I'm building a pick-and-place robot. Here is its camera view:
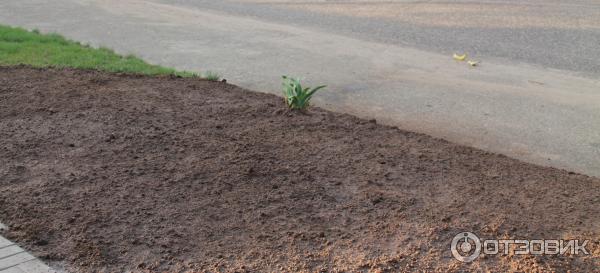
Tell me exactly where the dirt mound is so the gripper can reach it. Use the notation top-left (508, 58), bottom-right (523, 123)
top-left (0, 66), bottom-right (598, 272)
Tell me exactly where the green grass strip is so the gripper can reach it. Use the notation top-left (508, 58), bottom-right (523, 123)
top-left (0, 25), bottom-right (197, 77)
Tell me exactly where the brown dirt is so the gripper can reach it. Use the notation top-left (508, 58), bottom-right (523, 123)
top-left (0, 66), bottom-right (598, 273)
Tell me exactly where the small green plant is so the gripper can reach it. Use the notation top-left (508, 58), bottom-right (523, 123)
top-left (281, 76), bottom-right (326, 110)
top-left (203, 71), bottom-right (221, 81)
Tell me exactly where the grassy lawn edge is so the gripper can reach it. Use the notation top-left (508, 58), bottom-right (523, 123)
top-left (0, 25), bottom-right (199, 77)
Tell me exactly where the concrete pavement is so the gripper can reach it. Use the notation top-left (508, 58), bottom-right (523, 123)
top-left (0, 223), bottom-right (56, 273)
top-left (0, 0), bottom-right (599, 177)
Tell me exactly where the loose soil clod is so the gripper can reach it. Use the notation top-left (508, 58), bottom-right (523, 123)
top-left (0, 66), bottom-right (598, 272)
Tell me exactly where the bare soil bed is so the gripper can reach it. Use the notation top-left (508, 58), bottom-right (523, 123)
top-left (0, 66), bottom-right (598, 273)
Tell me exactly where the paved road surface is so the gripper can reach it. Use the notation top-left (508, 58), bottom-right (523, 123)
top-left (0, 0), bottom-right (599, 176)
top-left (165, 0), bottom-right (600, 76)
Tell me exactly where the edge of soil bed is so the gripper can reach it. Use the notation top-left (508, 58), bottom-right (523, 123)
top-left (0, 64), bottom-right (594, 179)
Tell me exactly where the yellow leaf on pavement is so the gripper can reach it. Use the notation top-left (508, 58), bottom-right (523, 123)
top-left (468, 60), bottom-right (480, 66)
top-left (453, 53), bottom-right (467, 61)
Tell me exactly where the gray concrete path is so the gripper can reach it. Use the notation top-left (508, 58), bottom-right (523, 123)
top-left (0, 0), bottom-right (599, 177)
top-left (0, 224), bottom-right (55, 273)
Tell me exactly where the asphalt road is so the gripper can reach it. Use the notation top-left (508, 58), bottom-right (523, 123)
top-left (163, 0), bottom-right (600, 77)
top-left (0, 0), bottom-right (599, 177)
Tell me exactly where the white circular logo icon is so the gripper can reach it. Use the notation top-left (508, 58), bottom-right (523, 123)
top-left (451, 232), bottom-right (481, 262)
